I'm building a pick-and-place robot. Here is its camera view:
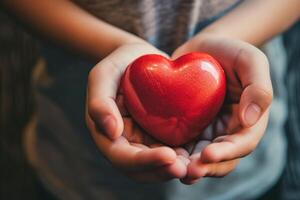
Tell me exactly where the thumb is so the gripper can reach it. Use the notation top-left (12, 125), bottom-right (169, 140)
top-left (236, 46), bottom-right (274, 128)
top-left (87, 61), bottom-right (124, 140)
top-left (239, 84), bottom-right (273, 127)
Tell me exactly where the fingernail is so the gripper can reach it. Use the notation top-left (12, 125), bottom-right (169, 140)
top-left (102, 115), bottom-right (116, 139)
top-left (244, 103), bottom-right (261, 126)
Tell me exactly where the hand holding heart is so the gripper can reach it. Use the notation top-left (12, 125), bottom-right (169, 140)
top-left (171, 35), bottom-right (273, 184)
top-left (86, 43), bottom-right (189, 182)
top-left (86, 36), bottom-right (273, 183)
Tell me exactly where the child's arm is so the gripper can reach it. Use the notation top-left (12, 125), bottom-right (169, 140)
top-left (2, 0), bottom-right (144, 59)
top-left (173, 0), bottom-right (300, 184)
top-left (179, 0), bottom-right (300, 48)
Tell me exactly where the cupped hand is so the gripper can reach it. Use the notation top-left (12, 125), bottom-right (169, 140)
top-left (86, 42), bottom-right (189, 182)
top-left (172, 35), bottom-right (273, 184)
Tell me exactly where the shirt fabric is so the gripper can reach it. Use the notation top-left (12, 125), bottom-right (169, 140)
top-left (28, 0), bottom-right (287, 199)
top-left (281, 21), bottom-right (300, 200)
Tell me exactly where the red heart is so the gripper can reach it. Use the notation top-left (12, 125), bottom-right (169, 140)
top-left (121, 52), bottom-right (226, 146)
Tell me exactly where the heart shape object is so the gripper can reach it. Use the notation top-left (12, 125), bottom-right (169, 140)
top-left (121, 52), bottom-right (226, 146)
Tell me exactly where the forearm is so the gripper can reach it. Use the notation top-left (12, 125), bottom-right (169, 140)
top-left (196, 0), bottom-right (300, 46)
top-left (2, 0), bottom-right (145, 59)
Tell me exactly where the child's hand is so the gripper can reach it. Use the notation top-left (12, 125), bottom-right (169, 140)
top-left (172, 35), bottom-right (273, 184)
top-left (86, 42), bottom-right (188, 182)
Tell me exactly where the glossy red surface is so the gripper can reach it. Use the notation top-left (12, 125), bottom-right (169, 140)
top-left (122, 52), bottom-right (226, 146)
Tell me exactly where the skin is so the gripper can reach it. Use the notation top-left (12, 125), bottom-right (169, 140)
top-left (173, 37), bottom-right (272, 184)
top-left (3, 0), bottom-right (300, 183)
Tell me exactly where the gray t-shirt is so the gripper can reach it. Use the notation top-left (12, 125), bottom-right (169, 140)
top-left (29, 1), bottom-right (287, 199)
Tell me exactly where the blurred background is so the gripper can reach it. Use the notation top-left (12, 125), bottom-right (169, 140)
top-left (1, 4), bottom-right (300, 200)
top-left (0, 7), bottom-right (53, 200)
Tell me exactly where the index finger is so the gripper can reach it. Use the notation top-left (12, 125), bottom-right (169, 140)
top-left (86, 112), bottom-right (177, 171)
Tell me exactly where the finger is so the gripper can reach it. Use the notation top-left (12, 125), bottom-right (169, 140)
top-left (87, 43), bottom-right (167, 139)
top-left (203, 159), bottom-right (239, 178)
top-left (132, 147), bottom-right (178, 171)
top-left (87, 54), bottom-right (126, 139)
top-left (180, 150), bottom-right (205, 185)
top-left (156, 156), bottom-right (188, 179)
top-left (180, 141), bottom-right (211, 185)
top-left (129, 156), bottom-right (188, 182)
top-left (233, 47), bottom-right (273, 127)
top-left (200, 110), bottom-right (269, 163)
top-left (86, 113), bottom-right (177, 171)
top-left (182, 158), bottom-right (239, 183)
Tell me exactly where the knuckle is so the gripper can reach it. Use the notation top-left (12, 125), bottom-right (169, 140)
top-left (245, 84), bottom-right (273, 108)
top-left (262, 88), bottom-right (273, 104)
top-left (256, 85), bottom-right (273, 100)
top-left (249, 81), bottom-right (273, 99)
top-left (256, 86), bottom-right (273, 107)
